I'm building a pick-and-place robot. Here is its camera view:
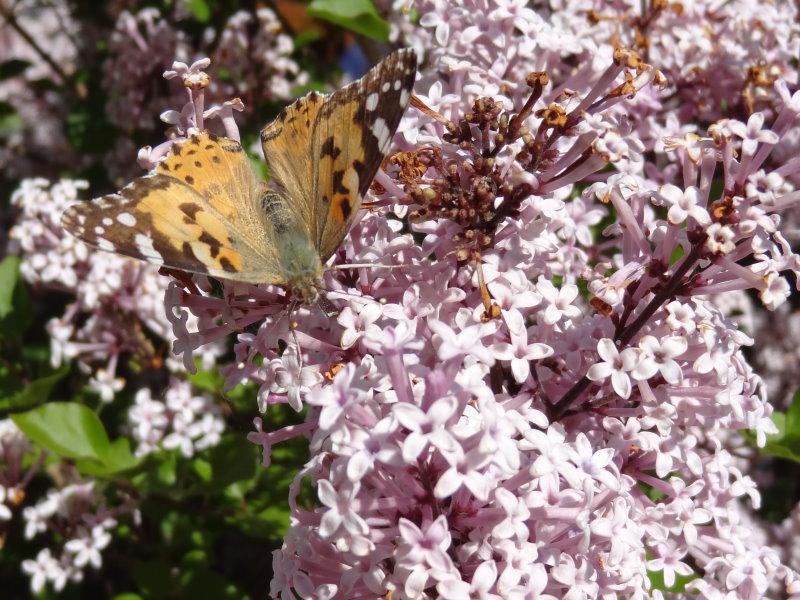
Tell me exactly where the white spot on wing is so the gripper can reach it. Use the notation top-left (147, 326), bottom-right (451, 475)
top-left (400, 89), bottom-right (410, 107)
top-left (134, 233), bottom-right (163, 264)
top-left (371, 118), bottom-right (391, 152)
top-left (117, 212), bottom-right (137, 227)
top-left (94, 226), bottom-right (105, 235)
top-left (102, 217), bottom-right (113, 226)
top-left (382, 81), bottom-right (390, 92)
top-left (365, 92), bottom-right (379, 111)
top-left (393, 79), bottom-right (401, 90)
top-left (97, 238), bottom-right (115, 252)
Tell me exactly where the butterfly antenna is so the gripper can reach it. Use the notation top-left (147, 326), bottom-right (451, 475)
top-left (328, 262), bottom-right (407, 271)
top-left (286, 299), bottom-right (305, 374)
top-left (314, 283), bottom-right (383, 306)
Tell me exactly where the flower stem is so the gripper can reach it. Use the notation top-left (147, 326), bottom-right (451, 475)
top-left (0, 1), bottom-right (72, 86)
top-left (548, 244), bottom-right (703, 421)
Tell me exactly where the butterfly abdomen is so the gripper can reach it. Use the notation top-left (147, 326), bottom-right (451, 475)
top-left (257, 188), bottom-right (323, 283)
top-left (278, 229), bottom-right (323, 285)
top-left (260, 190), bottom-right (294, 235)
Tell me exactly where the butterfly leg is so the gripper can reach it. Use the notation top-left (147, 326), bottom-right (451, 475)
top-left (286, 299), bottom-right (305, 375)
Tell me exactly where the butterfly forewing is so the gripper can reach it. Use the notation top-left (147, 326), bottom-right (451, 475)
top-left (61, 132), bottom-right (287, 284)
top-left (311, 48), bottom-right (417, 261)
top-left (259, 91), bottom-right (326, 239)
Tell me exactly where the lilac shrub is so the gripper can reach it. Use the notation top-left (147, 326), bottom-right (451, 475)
top-left (5, 0), bottom-right (800, 597)
top-left (7, 176), bottom-right (225, 590)
top-left (145, 3), bottom-right (800, 599)
top-left (207, 7), bottom-right (308, 106)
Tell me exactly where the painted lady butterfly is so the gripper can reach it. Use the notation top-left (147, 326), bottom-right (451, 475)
top-left (62, 49), bottom-right (417, 303)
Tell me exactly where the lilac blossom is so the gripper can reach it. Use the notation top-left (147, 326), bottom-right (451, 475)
top-left (142, 6), bottom-right (800, 593)
top-left (7, 0), bottom-right (800, 597)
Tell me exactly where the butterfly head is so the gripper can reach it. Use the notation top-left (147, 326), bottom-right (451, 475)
top-left (288, 277), bottom-right (324, 305)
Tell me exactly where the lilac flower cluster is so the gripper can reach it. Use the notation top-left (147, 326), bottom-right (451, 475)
top-left (206, 7), bottom-right (308, 106)
top-left (103, 8), bottom-right (189, 132)
top-left (158, 3), bottom-right (800, 597)
top-left (9, 178), bottom-right (184, 399)
top-left (20, 482), bottom-right (119, 594)
top-left (541, 0), bottom-right (800, 122)
top-left (6, 0), bottom-right (800, 597)
top-left (8, 175), bottom-right (225, 593)
top-left (0, 0), bottom-right (78, 180)
top-left (0, 416), bottom-right (127, 594)
top-left (128, 379), bottom-right (224, 458)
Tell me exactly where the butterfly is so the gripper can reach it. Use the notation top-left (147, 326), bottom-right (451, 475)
top-left (62, 49), bottom-right (417, 304)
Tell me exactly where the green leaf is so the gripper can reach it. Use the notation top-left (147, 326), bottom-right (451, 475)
top-left (188, 364), bottom-right (225, 394)
top-left (0, 256), bottom-right (32, 340)
top-left (0, 282), bottom-right (30, 339)
top-left (186, 0), bottom-right (211, 22)
top-left (12, 402), bottom-right (139, 475)
top-left (0, 255), bottom-right (20, 318)
top-left (192, 435), bottom-right (258, 493)
top-left (131, 452), bottom-right (178, 495)
top-left (0, 364), bottom-right (69, 412)
top-left (193, 458), bottom-right (213, 482)
top-left (112, 594), bottom-right (143, 600)
top-left (182, 568), bottom-right (242, 600)
top-left (293, 29), bottom-right (322, 48)
top-left (232, 506), bottom-right (291, 540)
top-left (307, 0), bottom-right (390, 41)
top-left (157, 453), bottom-right (178, 486)
top-left (133, 560), bottom-right (179, 598)
top-left (0, 59), bottom-right (31, 80)
top-left (647, 565), bottom-right (698, 592)
top-left (78, 437), bottom-right (139, 475)
top-left (785, 390), bottom-right (800, 434)
top-left (13, 401), bottom-right (110, 461)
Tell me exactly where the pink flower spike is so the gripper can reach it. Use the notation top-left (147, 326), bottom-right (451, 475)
top-left (317, 479), bottom-right (369, 538)
top-left (586, 338), bottom-right (641, 399)
top-left (398, 515), bottom-right (455, 573)
top-left (203, 98), bottom-right (245, 142)
top-left (492, 329), bottom-right (553, 383)
top-left (634, 335), bottom-right (688, 385)
top-left (728, 112), bottom-right (779, 156)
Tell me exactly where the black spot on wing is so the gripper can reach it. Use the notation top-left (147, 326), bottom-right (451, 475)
top-left (337, 196), bottom-right (352, 220)
top-left (198, 231), bottom-right (222, 258)
top-left (320, 136), bottom-right (341, 159)
top-left (219, 257), bottom-right (236, 272)
top-left (120, 174), bottom-right (172, 201)
top-left (179, 202), bottom-right (201, 220)
top-left (332, 170), bottom-right (348, 195)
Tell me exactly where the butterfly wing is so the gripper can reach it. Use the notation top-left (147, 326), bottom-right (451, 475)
top-left (61, 132), bottom-right (288, 284)
top-left (259, 91), bottom-right (326, 238)
top-left (311, 48), bottom-right (417, 261)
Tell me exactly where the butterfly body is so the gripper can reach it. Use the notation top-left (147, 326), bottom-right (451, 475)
top-left (61, 49), bottom-right (417, 300)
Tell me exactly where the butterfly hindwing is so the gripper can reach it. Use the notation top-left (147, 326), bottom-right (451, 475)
top-left (61, 132), bottom-right (287, 284)
top-left (312, 48), bottom-right (417, 261)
